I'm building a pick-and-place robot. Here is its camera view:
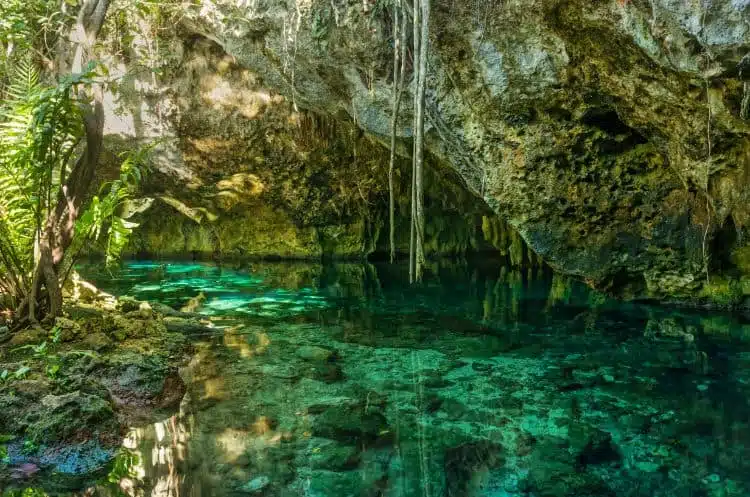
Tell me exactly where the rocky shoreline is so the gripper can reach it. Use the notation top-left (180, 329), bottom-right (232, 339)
top-left (0, 294), bottom-right (205, 490)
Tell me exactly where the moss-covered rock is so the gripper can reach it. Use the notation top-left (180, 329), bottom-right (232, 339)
top-left (0, 302), bottom-right (190, 477)
top-left (26, 392), bottom-right (116, 443)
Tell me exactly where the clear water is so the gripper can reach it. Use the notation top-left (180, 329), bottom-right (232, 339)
top-left (15, 260), bottom-right (750, 496)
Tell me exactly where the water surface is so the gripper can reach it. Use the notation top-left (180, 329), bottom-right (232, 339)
top-left (14, 260), bottom-right (750, 496)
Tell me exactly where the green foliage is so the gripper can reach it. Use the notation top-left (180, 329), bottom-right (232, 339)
top-left (73, 145), bottom-right (153, 266)
top-left (106, 449), bottom-right (141, 484)
top-left (0, 58), bottom-right (92, 306)
top-left (21, 439), bottom-right (38, 455)
top-left (0, 365), bottom-right (32, 382)
top-left (10, 334), bottom-right (64, 380)
top-left (0, 0), bottom-right (74, 91)
top-left (0, 48), bottom-right (151, 313)
top-left (0, 434), bottom-right (11, 466)
top-left (698, 277), bottom-right (745, 308)
top-left (12, 366), bottom-right (30, 379)
top-left (2, 488), bottom-right (50, 497)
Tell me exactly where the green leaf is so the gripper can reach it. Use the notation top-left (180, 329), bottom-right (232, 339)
top-left (13, 366), bottom-right (30, 379)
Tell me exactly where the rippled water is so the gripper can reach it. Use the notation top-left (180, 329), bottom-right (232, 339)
top-left (13, 260), bottom-right (750, 496)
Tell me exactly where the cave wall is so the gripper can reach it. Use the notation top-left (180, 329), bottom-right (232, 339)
top-left (100, 38), bottom-right (526, 262)
top-left (100, 0), bottom-right (750, 305)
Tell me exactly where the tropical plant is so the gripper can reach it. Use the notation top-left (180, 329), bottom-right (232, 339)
top-left (0, 62), bottom-right (150, 324)
top-left (0, 59), bottom-right (88, 316)
top-left (69, 145), bottom-right (152, 267)
top-left (0, 0), bottom-right (118, 326)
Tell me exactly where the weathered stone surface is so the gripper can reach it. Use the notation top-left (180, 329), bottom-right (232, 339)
top-left (30, 392), bottom-right (116, 442)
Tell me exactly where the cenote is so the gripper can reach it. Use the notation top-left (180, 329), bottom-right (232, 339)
top-left (3, 259), bottom-right (750, 496)
top-left (2, 1), bottom-right (750, 496)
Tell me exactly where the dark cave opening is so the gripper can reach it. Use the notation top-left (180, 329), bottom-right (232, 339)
top-left (710, 216), bottom-right (740, 276)
top-left (580, 107), bottom-right (648, 145)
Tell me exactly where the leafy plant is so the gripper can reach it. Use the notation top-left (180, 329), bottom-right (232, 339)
top-left (0, 59), bottom-right (93, 317)
top-left (21, 439), bottom-right (38, 454)
top-left (72, 145), bottom-right (153, 267)
top-left (0, 364), bottom-right (32, 382)
top-left (106, 449), bottom-right (140, 484)
top-left (0, 0), bottom-right (115, 324)
top-left (45, 362), bottom-right (60, 379)
top-left (13, 366), bottom-right (30, 379)
top-left (49, 324), bottom-right (61, 344)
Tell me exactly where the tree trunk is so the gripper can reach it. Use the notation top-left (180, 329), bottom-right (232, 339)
top-left (28, 0), bottom-right (110, 321)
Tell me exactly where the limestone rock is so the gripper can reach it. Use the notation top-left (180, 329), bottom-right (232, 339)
top-left (101, 0), bottom-right (750, 303)
top-left (82, 332), bottom-right (113, 352)
top-left (30, 392), bottom-right (115, 442)
top-left (8, 328), bottom-right (46, 347)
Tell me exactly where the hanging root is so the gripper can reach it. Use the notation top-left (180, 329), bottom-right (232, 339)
top-left (389, 0), bottom-right (406, 264)
top-left (702, 81), bottom-right (713, 284)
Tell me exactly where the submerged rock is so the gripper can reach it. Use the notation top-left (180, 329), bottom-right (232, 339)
top-left (444, 441), bottom-right (504, 497)
top-left (296, 345), bottom-right (338, 363)
top-left (312, 404), bottom-right (390, 443)
top-left (240, 475), bottom-right (270, 494)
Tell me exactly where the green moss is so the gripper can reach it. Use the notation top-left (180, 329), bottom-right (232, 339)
top-left (732, 246), bottom-right (750, 273)
top-left (697, 278), bottom-right (745, 308)
top-left (25, 392), bottom-right (115, 443)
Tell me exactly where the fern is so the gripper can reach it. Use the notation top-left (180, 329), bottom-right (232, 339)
top-left (71, 144), bottom-right (154, 267)
top-left (0, 55), bottom-right (92, 310)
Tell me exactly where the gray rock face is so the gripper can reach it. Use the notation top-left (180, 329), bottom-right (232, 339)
top-left (107, 0), bottom-right (750, 302)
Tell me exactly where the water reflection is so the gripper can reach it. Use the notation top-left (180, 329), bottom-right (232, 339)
top-left (18, 259), bottom-right (750, 496)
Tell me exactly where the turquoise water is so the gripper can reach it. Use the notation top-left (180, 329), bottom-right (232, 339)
top-left (16, 260), bottom-right (750, 496)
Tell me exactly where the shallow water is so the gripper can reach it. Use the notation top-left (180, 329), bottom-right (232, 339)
top-left (12, 260), bottom-right (750, 496)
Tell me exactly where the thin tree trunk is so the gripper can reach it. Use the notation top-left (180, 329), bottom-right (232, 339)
top-left (27, 0), bottom-right (111, 321)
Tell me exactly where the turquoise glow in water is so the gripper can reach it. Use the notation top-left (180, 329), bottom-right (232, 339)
top-left (23, 260), bottom-right (750, 496)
